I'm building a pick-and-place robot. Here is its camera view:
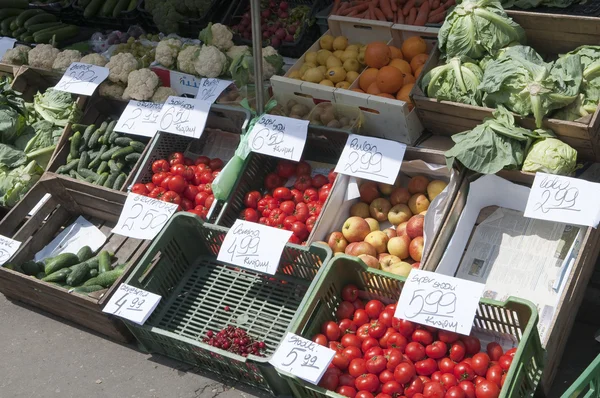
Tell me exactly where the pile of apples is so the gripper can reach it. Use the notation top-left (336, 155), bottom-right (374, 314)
top-left (326, 175), bottom-right (447, 276)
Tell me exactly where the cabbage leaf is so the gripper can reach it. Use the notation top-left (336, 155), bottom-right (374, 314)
top-left (420, 57), bottom-right (484, 105)
top-left (522, 138), bottom-right (578, 175)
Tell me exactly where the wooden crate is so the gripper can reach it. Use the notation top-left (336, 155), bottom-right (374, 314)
top-left (425, 170), bottom-right (600, 394)
top-left (0, 174), bottom-right (151, 342)
top-left (0, 63), bottom-right (20, 78)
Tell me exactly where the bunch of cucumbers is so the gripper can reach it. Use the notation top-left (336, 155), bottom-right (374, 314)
top-left (0, 1), bottom-right (79, 44)
top-left (4, 246), bottom-right (127, 296)
top-left (56, 119), bottom-right (147, 190)
top-left (77, 0), bottom-right (138, 18)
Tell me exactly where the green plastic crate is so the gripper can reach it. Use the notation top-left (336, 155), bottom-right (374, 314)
top-left (120, 213), bottom-right (332, 395)
top-left (561, 354), bottom-right (600, 397)
top-left (278, 255), bottom-right (545, 398)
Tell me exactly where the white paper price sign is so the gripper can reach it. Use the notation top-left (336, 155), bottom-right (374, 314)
top-left (395, 269), bottom-right (485, 335)
top-left (115, 100), bottom-right (163, 138)
top-left (169, 70), bottom-right (202, 96)
top-left (102, 283), bottom-right (161, 325)
top-left (248, 115), bottom-right (308, 162)
top-left (55, 62), bottom-right (109, 96)
top-left (0, 235), bottom-right (21, 266)
top-left (0, 37), bottom-right (16, 60)
top-left (270, 332), bottom-right (336, 384)
top-left (196, 78), bottom-right (232, 103)
top-left (112, 193), bottom-right (178, 240)
top-left (524, 172), bottom-right (600, 228)
top-left (217, 219), bottom-right (292, 275)
top-left (334, 134), bottom-right (406, 185)
top-left (156, 96), bottom-right (210, 139)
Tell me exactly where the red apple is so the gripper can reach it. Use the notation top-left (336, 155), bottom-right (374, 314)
top-left (359, 181), bottom-right (380, 203)
top-left (408, 175), bottom-right (430, 195)
top-left (390, 187), bottom-right (411, 206)
top-left (365, 231), bottom-right (389, 254)
top-left (382, 228), bottom-right (397, 240)
top-left (345, 241), bottom-right (377, 257)
top-left (350, 202), bottom-right (370, 218)
top-left (408, 193), bottom-right (430, 214)
top-left (342, 216), bottom-right (371, 242)
top-left (388, 204), bottom-right (412, 225)
top-left (387, 235), bottom-right (411, 260)
top-left (409, 236), bottom-right (424, 261)
top-left (396, 222), bottom-right (408, 236)
top-left (406, 215), bottom-right (424, 239)
top-left (328, 231), bottom-right (348, 253)
top-left (358, 254), bottom-right (380, 269)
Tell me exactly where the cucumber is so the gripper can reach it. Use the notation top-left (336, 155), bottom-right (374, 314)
top-left (129, 141), bottom-right (145, 153)
top-left (108, 131), bottom-right (119, 144)
top-left (0, 0), bottom-right (28, 8)
top-left (34, 24), bottom-right (79, 44)
top-left (21, 35), bottom-right (33, 43)
top-left (111, 146), bottom-right (134, 160)
top-left (87, 128), bottom-right (103, 149)
top-left (83, 256), bottom-right (100, 270)
top-left (26, 21), bottom-right (62, 33)
top-left (69, 170), bottom-right (86, 181)
top-left (24, 13), bottom-right (57, 27)
top-left (15, 9), bottom-right (44, 27)
top-left (21, 260), bottom-right (40, 276)
top-left (31, 22), bottom-right (67, 37)
top-left (113, 173), bottom-right (127, 190)
top-left (96, 172), bottom-right (109, 186)
top-left (9, 20), bottom-right (18, 31)
top-left (97, 161), bottom-right (108, 175)
top-left (98, 250), bottom-right (111, 273)
top-left (69, 132), bottom-right (81, 159)
top-left (36, 271), bottom-right (46, 279)
top-left (114, 137), bottom-right (132, 147)
top-left (77, 246), bottom-right (94, 262)
top-left (112, 0), bottom-right (130, 17)
top-left (101, 147), bottom-right (121, 161)
top-left (88, 268), bottom-right (98, 278)
top-left (104, 172), bottom-right (118, 188)
top-left (88, 145), bottom-right (107, 169)
top-left (71, 285), bottom-right (105, 294)
top-left (56, 160), bottom-right (78, 176)
top-left (84, 0), bottom-right (104, 18)
top-left (126, 0), bottom-right (136, 11)
top-left (100, 0), bottom-right (119, 17)
top-left (42, 268), bottom-right (72, 283)
top-left (79, 168), bottom-right (99, 180)
top-left (12, 27), bottom-right (26, 37)
top-left (81, 124), bottom-right (95, 147)
top-left (0, 16), bottom-right (17, 33)
top-left (83, 267), bottom-right (124, 288)
top-left (0, 9), bottom-right (23, 20)
top-left (124, 153), bottom-right (140, 163)
top-left (71, 123), bottom-right (88, 132)
top-left (66, 262), bottom-right (90, 286)
top-left (44, 253), bottom-right (80, 275)
top-left (77, 151), bottom-right (89, 171)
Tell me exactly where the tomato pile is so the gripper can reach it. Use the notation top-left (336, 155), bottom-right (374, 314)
top-left (131, 152), bottom-right (224, 219)
top-left (239, 159), bottom-right (337, 244)
top-left (202, 325), bottom-right (266, 357)
top-left (312, 284), bottom-right (515, 398)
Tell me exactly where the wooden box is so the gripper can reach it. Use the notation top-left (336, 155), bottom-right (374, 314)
top-left (0, 174), bottom-right (150, 342)
top-left (0, 63), bottom-right (19, 78)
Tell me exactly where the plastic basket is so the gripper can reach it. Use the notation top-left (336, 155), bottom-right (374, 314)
top-left (561, 354), bottom-right (600, 397)
top-left (120, 213), bottom-right (332, 395)
top-left (278, 255), bottom-right (545, 398)
top-left (72, 0), bottom-right (142, 30)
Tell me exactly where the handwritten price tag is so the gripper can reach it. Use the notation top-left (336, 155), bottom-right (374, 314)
top-left (169, 70), bottom-right (201, 96)
top-left (112, 193), bottom-right (178, 240)
top-left (156, 96), bottom-right (210, 139)
top-left (196, 78), bottom-right (232, 103)
top-left (102, 283), bottom-right (161, 325)
top-left (217, 219), bottom-right (292, 275)
top-left (395, 269), bottom-right (485, 335)
top-left (524, 172), bottom-right (600, 227)
top-left (55, 62), bottom-right (109, 96)
top-left (270, 332), bottom-right (336, 384)
top-left (335, 134), bottom-right (406, 185)
top-left (0, 235), bottom-right (21, 266)
top-left (0, 37), bottom-right (16, 60)
top-left (115, 100), bottom-right (163, 138)
top-left (248, 115), bottom-right (308, 162)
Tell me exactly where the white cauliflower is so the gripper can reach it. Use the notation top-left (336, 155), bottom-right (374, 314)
top-left (194, 45), bottom-right (227, 78)
top-left (123, 68), bottom-right (160, 101)
top-left (1, 45), bottom-right (30, 65)
top-left (151, 86), bottom-right (178, 103)
top-left (28, 44), bottom-right (60, 69)
top-left (106, 52), bottom-right (139, 84)
top-left (226, 45), bottom-right (250, 61)
top-left (177, 45), bottom-right (201, 75)
top-left (155, 38), bottom-right (183, 68)
top-left (52, 50), bottom-right (82, 72)
top-left (260, 46), bottom-right (284, 81)
top-left (199, 23), bottom-right (234, 51)
top-left (99, 82), bottom-right (126, 100)
top-left (80, 53), bottom-right (108, 67)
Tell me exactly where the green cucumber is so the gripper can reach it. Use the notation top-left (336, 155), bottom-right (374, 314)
top-left (44, 253), bottom-right (80, 275)
top-left (124, 153), bottom-right (140, 163)
top-left (77, 151), bottom-right (89, 171)
top-left (15, 9), bottom-right (44, 27)
top-left (112, 0), bottom-right (130, 16)
top-left (66, 262), bottom-right (90, 286)
top-left (79, 168), bottom-right (99, 180)
top-left (69, 131), bottom-right (81, 159)
top-left (104, 172), bottom-right (118, 188)
top-left (108, 131), bottom-right (119, 144)
top-left (88, 145), bottom-right (107, 169)
top-left (114, 137), bottom-right (132, 146)
top-left (21, 34), bottom-right (33, 42)
top-left (88, 268), bottom-right (98, 278)
top-left (24, 13), bottom-right (57, 27)
top-left (34, 24), bottom-right (79, 44)
top-left (77, 246), bottom-right (93, 262)
top-left (0, 16), bottom-right (17, 33)
top-left (56, 159), bottom-right (79, 174)
top-left (83, 267), bottom-right (124, 288)
top-left (81, 124), bottom-right (95, 147)
top-left (100, 0), bottom-right (119, 16)
top-left (97, 161), bottom-right (108, 175)
top-left (12, 27), bottom-right (26, 37)
top-left (36, 271), bottom-right (46, 279)
top-left (111, 146), bottom-right (134, 160)
top-left (83, 256), bottom-right (100, 270)
top-left (87, 128), bottom-right (103, 149)
top-left (98, 250), bottom-right (111, 273)
top-left (0, 9), bottom-right (23, 20)
top-left (113, 173), bottom-right (127, 190)
top-left (9, 19), bottom-right (18, 31)
top-left (26, 21), bottom-right (62, 33)
top-left (84, 0), bottom-right (104, 18)
top-left (71, 285), bottom-right (104, 294)
top-left (96, 172), bottom-right (109, 186)
top-left (107, 159), bottom-right (121, 172)
top-left (129, 141), bottom-right (145, 153)
top-left (0, 0), bottom-right (28, 7)
top-left (21, 260), bottom-right (40, 276)
top-left (69, 170), bottom-right (86, 181)
top-left (42, 268), bottom-right (72, 283)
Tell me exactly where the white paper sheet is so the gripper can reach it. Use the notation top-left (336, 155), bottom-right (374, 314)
top-left (35, 216), bottom-right (107, 262)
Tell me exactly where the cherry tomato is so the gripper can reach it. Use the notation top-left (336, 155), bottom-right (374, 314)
top-left (276, 160), bottom-right (296, 178)
top-left (243, 191), bottom-right (261, 208)
top-left (394, 362), bottom-right (416, 384)
top-left (333, 352), bottom-right (350, 370)
top-left (322, 321), bottom-right (341, 341)
top-left (485, 365), bottom-right (503, 388)
top-left (349, 358), bottom-right (367, 378)
top-left (319, 369), bottom-right (339, 391)
top-left (471, 353), bottom-right (490, 377)
top-left (313, 334), bottom-right (328, 346)
top-left (353, 310), bottom-right (370, 327)
top-left (405, 342), bottom-right (426, 362)
top-left (366, 355), bottom-right (388, 374)
top-left (168, 152), bottom-right (185, 166)
top-left (415, 358), bottom-right (437, 376)
top-left (412, 329), bottom-right (434, 346)
top-left (337, 386), bottom-right (357, 397)
top-left (355, 374), bottom-right (379, 393)
top-left (498, 355), bottom-right (512, 371)
top-left (342, 334), bottom-right (362, 348)
top-left (446, 386), bottom-right (466, 398)
top-left (264, 173), bottom-right (282, 190)
top-left (450, 341), bottom-right (466, 362)
top-left (362, 337), bottom-right (379, 353)
top-left (458, 381), bottom-right (476, 398)
top-left (168, 175), bottom-right (187, 193)
top-left (273, 187), bottom-right (292, 201)
top-left (131, 183), bottom-right (149, 195)
top-left (162, 191), bottom-right (181, 204)
top-left (425, 341), bottom-right (447, 359)
top-left (422, 381), bottom-right (445, 398)
top-left (461, 336), bottom-right (481, 356)
top-left (454, 362), bottom-right (475, 382)
top-left (209, 158), bottom-right (223, 171)
top-left (240, 208), bottom-right (258, 222)
top-left (312, 174), bottom-right (328, 188)
top-left (475, 380), bottom-right (500, 398)
top-left (152, 159), bottom-right (170, 173)
top-left (340, 374), bottom-right (356, 387)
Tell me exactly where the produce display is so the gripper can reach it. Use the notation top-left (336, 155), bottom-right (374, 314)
top-left (0, 6), bottom-right (80, 44)
top-left (143, 0), bottom-right (213, 34)
top-left (202, 325), bottom-right (267, 357)
top-left (312, 284), bottom-right (514, 398)
top-left (75, 0), bottom-right (137, 19)
top-left (327, 0), bottom-right (456, 25)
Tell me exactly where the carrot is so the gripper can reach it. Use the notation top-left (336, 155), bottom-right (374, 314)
top-left (397, 9), bottom-right (405, 23)
top-left (428, 0), bottom-right (433, 6)
top-left (414, 1), bottom-right (429, 25)
top-left (429, 5), bottom-right (445, 15)
top-left (342, 2), bottom-right (369, 14)
top-left (427, 11), bottom-right (446, 22)
top-left (374, 7), bottom-right (387, 20)
top-left (402, 0), bottom-right (415, 15)
top-left (373, 0), bottom-right (380, 7)
top-left (391, 0), bottom-right (398, 11)
top-left (406, 7), bottom-right (417, 24)
top-left (380, 0), bottom-right (394, 20)
top-left (444, 0), bottom-right (456, 7)
top-left (332, 0), bottom-right (342, 14)
top-left (432, 0), bottom-right (440, 8)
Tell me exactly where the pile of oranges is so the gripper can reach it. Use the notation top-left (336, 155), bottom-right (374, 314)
top-left (354, 36), bottom-right (428, 109)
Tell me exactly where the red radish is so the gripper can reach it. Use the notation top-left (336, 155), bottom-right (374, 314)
top-left (280, 1), bottom-right (289, 11)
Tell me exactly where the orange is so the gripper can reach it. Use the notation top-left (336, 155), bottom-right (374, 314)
top-left (352, 88), bottom-right (365, 93)
top-left (388, 59), bottom-right (412, 76)
top-left (364, 42), bottom-right (391, 69)
top-left (377, 93), bottom-right (395, 99)
top-left (389, 46), bottom-right (403, 60)
top-left (410, 53), bottom-right (428, 74)
top-left (401, 36), bottom-right (427, 62)
top-left (414, 65), bottom-right (424, 78)
top-left (376, 66), bottom-right (404, 94)
top-left (359, 68), bottom-right (379, 92)
top-left (396, 83), bottom-right (414, 104)
top-left (367, 82), bottom-right (382, 95)
top-left (402, 73), bottom-right (416, 85)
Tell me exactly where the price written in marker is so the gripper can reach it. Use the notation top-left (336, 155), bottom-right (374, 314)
top-left (0, 235), bottom-right (21, 266)
top-left (115, 100), bottom-right (163, 138)
top-left (55, 62), bottom-right (109, 96)
top-left (112, 193), bottom-right (178, 240)
top-left (169, 70), bottom-right (202, 96)
top-left (156, 96), bottom-right (210, 139)
top-left (0, 37), bottom-right (16, 60)
top-left (217, 219), bottom-right (292, 275)
top-left (335, 134), bottom-right (406, 185)
top-left (196, 78), bottom-right (232, 103)
top-left (102, 283), bottom-right (161, 325)
top-left (248, 115), bottom-right (308, 162)
top-left (270, 332), bottom-right (336, 384)
top-left (524, 172), bottom-right (600, 228)
top-left (395, 269), bottom-right (485, 335)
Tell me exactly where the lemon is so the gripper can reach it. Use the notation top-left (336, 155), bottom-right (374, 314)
top-left (333, 36), bottom-right (348, 51)
top-left (320, 79), bottom-right (335, 87)
top-left (326, 56), bottom-right (343, 68)
top-left (305, 51), bottom-right (318, 64)
top-left (340, 50), bottom-right (358, 63)
top-left (333, 50), bottom-right (345, 59)
top-left (336, 81), bottom-right (351, 89)
top-left (303, 68), bottom-right (325, 83)
top-left (289, 71), bottom-right (302, 79)
top-left (317, 49), bottom-right (333, 66)
top-left (343, 59), bottom-right (360, 72)
top-left (327, 66), bottom-right (346, 83)
top-left (346, 71), bottom-right (359, 84)
top-left (319, 35), bottom-right (334, 51)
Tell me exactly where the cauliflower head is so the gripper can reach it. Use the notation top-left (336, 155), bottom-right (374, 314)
top-left (199, 23), bottom-right (234, 51)
top-left (155, 38), bottom-right (183, 68)
top-left (99, 82), bottom-right (126, 100)
top-left (194, 45), bottom-right (227, 78)
top-left (1, 45), bottom-right (30, 65)
top-left (52, 50), bottom-right (82, 72)
top-left (177, 45), bottom-right (201, 75)
top-left (260, 46), bottom-right (284, 81)
top-left (106, 52), bottom-right (139, 84)
top-left (226, 45), bottom-right (250, 61)
top-left (80, 53), bottom-right (108, 67)
top-left (151, 86), bottom-right (178, 103)
top-left (28, 44), bottom-right (60, 69)
top-left (123, 68), bottom-right (160, 101)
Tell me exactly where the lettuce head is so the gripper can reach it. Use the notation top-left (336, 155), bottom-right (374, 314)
top-left (522, 138), bottom-right (578, 175)
top-left (420, 57), bottom-right (484, 106)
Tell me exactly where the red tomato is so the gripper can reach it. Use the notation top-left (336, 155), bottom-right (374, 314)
top-left (209, 158), bottom-right (224, 170)
top-left (404, 376), bottom-right (424, 397)
top-left (152, 159), bottom-right (170, 173)
top-left (353, 310), bottom-right (370, 327)
top-left (396, 319), bottom-right (416, 337)
top-left (454, 362), bottom-right (475, 382)
top-left (438, 330), bottom-right (459, 344)
top-left (291, 221), bottom-right (309, 240)
top-left (342, 334), bottom-right (362, 348)
top-left (336, 301), bottom-right (355, 320)
top-left (187, 209), bottom-right (204, 217)
top-left (441, 373), bottom-right (458, 389)
top-left (450, 341), bottom-right (466, 362)
top-left (368, 321), bottom-right (387, 339)
top-left (293, 202), bottom-right (309, 222)
top-left (313, 334), bottom-right (328, 346)
top-left (264, 173), bottom-right (282, 190)
top-left (458, 381), bottom-right (476, 398)
top-left (319, 369), bottom-right (339, 390)
top-left (276, 160), bottom-right (297, 178)
top-left (425, 341), bottom-right (447, 359)
top-left (366, 355), bottom-right (387, 374)
top-left (162, 191), bottom-right (181, 204)
top-left (349, 358), bottom-right (367, 378)
top-left (379, 370), bottom-right (395, 384)
top-left (365, 300), bottom-right (384, 319)
top-left (405, 342), bottom-right (426, 362)
top-left (485, 365), bottom-right (503, 388)
top-left (199, 171), bottom-right (214, 184)
top-left (307, 201), bottom-right (322, 217)
top-left (356, 392), bottom-right (374, 398)
top-left (204, 195), bottom-right (215, 210)
top-left (180, 198), bottom-right (194, 211)
top-left (258, 217), bottom-right (268, 225)
top-left (353, 300), bottom-right (365, 310)
top-left (171, 164), bottom-right (194, 181)
top-left (462, 336), bottom-right (481, 356)
top-left (160, 175), bottom-right (172, 190)
top-left (339, 319), bottom-right (357, 335)
top-left (195, 163), bottom-right (211, 173)
top-left (412, 329), bottom-right (434, 346)
top-left (471, 353), bottom-right (490, 377)
top-left (294, 174), bottom-right (312, 191)
top-left (303, 188), bottom-right (318, 203)
top-left (319, 186), bottom-right (331, 203)
top-left (505, 348), bottom-right (517, 358)
top-left (475, 380), bottom-right (500, 398)
top-left (148, 187), bottom-right (166, 199)
top-left (385, 348), bottom-right (404, 370)
top-left (328, 169), bottom-right (338, 183)
top-left (194, 156), bottom-right (210, 165)
top-left (438, 358), bottom-right (456, 374)
top-left (378, 309), bottom-right (394, 327)
top-left (379, 328), bottom-right (395, 348)
top-left (182, 185), bottom-right (199, 201)
top-left (312, 174), bottom-right (328, 188)
top-left (355, 374), bottom-right (379, 393)
top-left (306, 215), bottom-right (317, 233)
top-left (152, 172), bottom-right (169, 186)
top-left (446, 386), bottom-right (466, 398)
top-left (322, 321), bottom-right (341, 341)
top-left (337, 386), bottom-right (357, 397)
top-left (498, 355), bottom-right (512, 371)
top-left (145, 182), bottom-right (155, 192)
top-left (240, 208), bottom-right (258, 222)
top-left (168, 175), bottom-right (186, 193)
top-left (195, 192), bottom-right (210, 207)
top-left (290, 188), bottom-right (303, 204)
top-left (382, 381), bottom-right (403, 395)
top-left (342, 285), bottom-right (359, 302)
top-left (344, 346), bottom-right (363, 361)
top-left (169, 152), bottom-right (184, 166)
top-left (330, 342), bottom-right (344, 353)
top-left (280, 200), bottom-right (296, 215)
top-left (364, 346), bottom-right (383, 361)
top-left (273, 187), bottom-right (292, 201)
top-left (415, 358), bottom-right (437, 376)
top-left (431, 371), bottom-right (443, 383)
top-left (243, 191), bottom-right (261, 208)
top-left (333, 352), bottom-right (350, 370)
top-left (340, 374), bottom-right (356, 387)
top-left (268, 209), bottom-right (286, 228)
top-left (394, 362), bottom-right (416, 384)
top-left (362, 337), bottom-right (379, 353)
top-left (357, 324), bottom-right (370, 341)
top-left (473, 376), bottom-right (485, 386)
top-left (422, 381), bottom-right (444, 398)
top-left (131, 183), bottom-right (149, 195)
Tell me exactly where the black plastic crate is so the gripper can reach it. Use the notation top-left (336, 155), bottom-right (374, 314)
top-left (72, 0), bottom-right (142, 30)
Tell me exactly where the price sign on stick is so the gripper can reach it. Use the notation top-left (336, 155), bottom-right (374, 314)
top-left (395, 269), bottom-right (485, 335)
top-left (248, 115), bottom-right (308, 162)
top-left (0, 37), bottom-right (16, 60)
top-left (270, 332), bottom-right (336, 384)
top-left (102, 283), bottom-right (161, 325)
top-left (217, 219), bottom-right (292, 275)
top-left (524, 172), bottom-right (600, 228)
top-left (196, 78), bottom-right (232, 103)
top-left (156, 96), bottom-right (210, 139)
top-left (112, 193), bottom-right (178, 240)
top-left (115, 100), bottom-right (163, 137)
top-left (335, 134), bottom-right (406, 185)
top-left (55, 62), bottom-right (109, 96)
top-left (0, 235), bottom-right (21, 266)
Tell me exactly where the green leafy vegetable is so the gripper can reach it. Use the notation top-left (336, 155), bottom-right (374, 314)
top-left (33, 89), bottom-right (81, 127)
top-left (522, 138), bottom-right (578, 175)
top-left (0, 161), bottom-right (43, 208)
top-left (420, 57), bottom-right (484, 105)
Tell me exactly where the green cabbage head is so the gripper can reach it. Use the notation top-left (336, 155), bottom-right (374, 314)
top-left (522, 138), bottom-right (578, 175)
top-left (420, 57), bottom-right (484, 106)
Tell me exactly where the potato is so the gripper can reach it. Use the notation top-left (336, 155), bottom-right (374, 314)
top-left (291, 104), bottom-right (310, 116)
top-left (339, 117), bottom-right (349, 126)
top-left (320, 108), bottom-right (336, 125)
top-left (327, 120), bottom-right (342, 128)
